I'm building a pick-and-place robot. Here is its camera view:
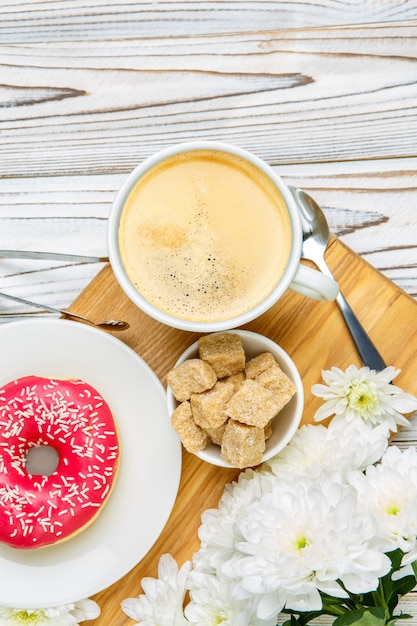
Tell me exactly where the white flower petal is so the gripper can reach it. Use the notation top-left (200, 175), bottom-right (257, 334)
top-left (351, 446), bottom-right (417, 563)
top-left (312, 365), bottom-right (417, 431)
top-left (121, 598), bottom-right (142, 622)
top-left (256, 590), bottom-right (286, 620)
top-left (69, 600), bottom-right (100, 622)
top-left (0, 601), bottom-right (100, 626)
top-left (284, 588), bottom-right (323, 612)
top-left (121, 555), bottom-right (190, 625)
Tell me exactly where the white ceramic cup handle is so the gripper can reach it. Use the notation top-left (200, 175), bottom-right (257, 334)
top-left (289, 264), bottom-right (339, 301)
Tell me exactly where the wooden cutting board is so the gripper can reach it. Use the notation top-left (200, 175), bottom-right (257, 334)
top-left (68, 237), bottom-right (417, 624)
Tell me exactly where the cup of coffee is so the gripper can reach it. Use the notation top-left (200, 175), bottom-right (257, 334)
top-left (107, 141), bottom-right (338, 331)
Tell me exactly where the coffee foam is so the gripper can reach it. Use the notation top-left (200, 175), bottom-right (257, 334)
top-left (118, 150), bottom-right (292, 322)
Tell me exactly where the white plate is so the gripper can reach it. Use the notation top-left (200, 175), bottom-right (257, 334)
top-left (0, 319), bottom-right (181, 608)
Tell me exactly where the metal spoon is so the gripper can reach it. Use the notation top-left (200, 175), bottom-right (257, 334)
top-left (0, 250), bottom-right (108, 263)
top-left (289, 186), bottom-right (386, 371)
top-left (0, 291), bottom-right (129, 331)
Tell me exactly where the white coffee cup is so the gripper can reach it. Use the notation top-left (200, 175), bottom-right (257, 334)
top-left (107, 141), bottom-right (338, 332)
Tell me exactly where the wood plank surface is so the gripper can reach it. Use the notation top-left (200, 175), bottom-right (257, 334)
top-left (1, 11), bottom-right (417, 316)
top-left (2, 1), bottom-right (417, 43)
top-left (64, 237), bottom-right (417, 624)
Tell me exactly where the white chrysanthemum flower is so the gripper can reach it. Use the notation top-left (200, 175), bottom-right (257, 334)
top-left (350, 446), bottom-right (417, 565)
top-left (120, 363), bottom-right (417, 624)
top-left (265, 419), bottom-right (389, 479)
top-left (121, 554), bottom-right (190, 626)
top-left (194, 469), bottom-right (272, 574)
top-left (0, 600), bottom-right (100, 625)
top-left (221, 471), bottom-right (391, 620)
top-left (185, 571), bottom-right (275, 626)
top-left (312, 365), bottom-right (417, 431)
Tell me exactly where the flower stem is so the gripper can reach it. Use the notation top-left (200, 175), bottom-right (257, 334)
top-left (321, 603), bottom-right (348, 617)
top-left (372, 588), bottom-right (387, 609)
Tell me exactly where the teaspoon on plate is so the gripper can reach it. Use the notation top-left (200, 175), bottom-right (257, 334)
top-left (0, 291), bottom-right (129, 331)
top-left (289, 186), bottom-right (386, 371)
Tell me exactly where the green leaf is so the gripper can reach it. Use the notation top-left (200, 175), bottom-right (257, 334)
top-left (279, 612), bottom-right (323, 625)
top-left (390, 614), bottom-right (413, 623)
top-left (392, 574), bottom-right (417, 597)
top-left (386, 549), bottom-right (405, 572)
top-left (332, 607), bottom-right (386, 625)
top-left (386, 575), bottom-right (417, 615)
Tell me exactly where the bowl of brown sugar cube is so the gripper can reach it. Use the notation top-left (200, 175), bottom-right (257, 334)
top-left (166, 330), bottom-right (304, 468)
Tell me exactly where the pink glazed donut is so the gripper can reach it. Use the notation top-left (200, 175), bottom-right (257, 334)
top-left (0, 375), bottom-right (119, 549)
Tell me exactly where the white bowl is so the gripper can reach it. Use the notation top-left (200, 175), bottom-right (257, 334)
top-left (166, 330), bottom-right (304, 468)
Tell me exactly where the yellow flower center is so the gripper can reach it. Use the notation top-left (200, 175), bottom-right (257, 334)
top-left (9, 612), bottom-right (43, 625)
top-left (348, 383), bottom-right (378, 413)
top-left (386, 503), bottom-right (401, 515)
top-left (295, 535), bottom-right (308, 551)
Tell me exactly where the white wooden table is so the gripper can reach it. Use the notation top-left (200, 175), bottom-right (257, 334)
top-left (1, 1), bottom-right (417, 622)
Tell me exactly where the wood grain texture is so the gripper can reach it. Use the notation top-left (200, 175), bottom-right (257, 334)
top-left (1, 10), bottom-right (417, 312)
top-left (2, 1), bottom-right (417, 43)
top-left (2, 21), bottom-right (417, 171)
top-left (66, 237), bottom-right (417, 624)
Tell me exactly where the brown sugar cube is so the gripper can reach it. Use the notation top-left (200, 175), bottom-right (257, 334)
top-left (167, 359), bottom-right (217, 402)
top-left (205, 421), bottom-right (228, 445)
top-left (256, 363), bottom-right (296, 412)
top-left (170, 401), bottom-right (209, 454)
top-left (198, 333), bottom-right (245, 378)
top-left (190, 380), bottom-right (235, 430)
top-left (221, 419), bottom-right (265, 468)
top-left (245, 352), bottom-right (276, 379)
top-left (264, 420), bottom-right (273, 440)
top-left (225, 379), bottom-right (282, 428)
top-left (221, 371), bottom-right (245, 392)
